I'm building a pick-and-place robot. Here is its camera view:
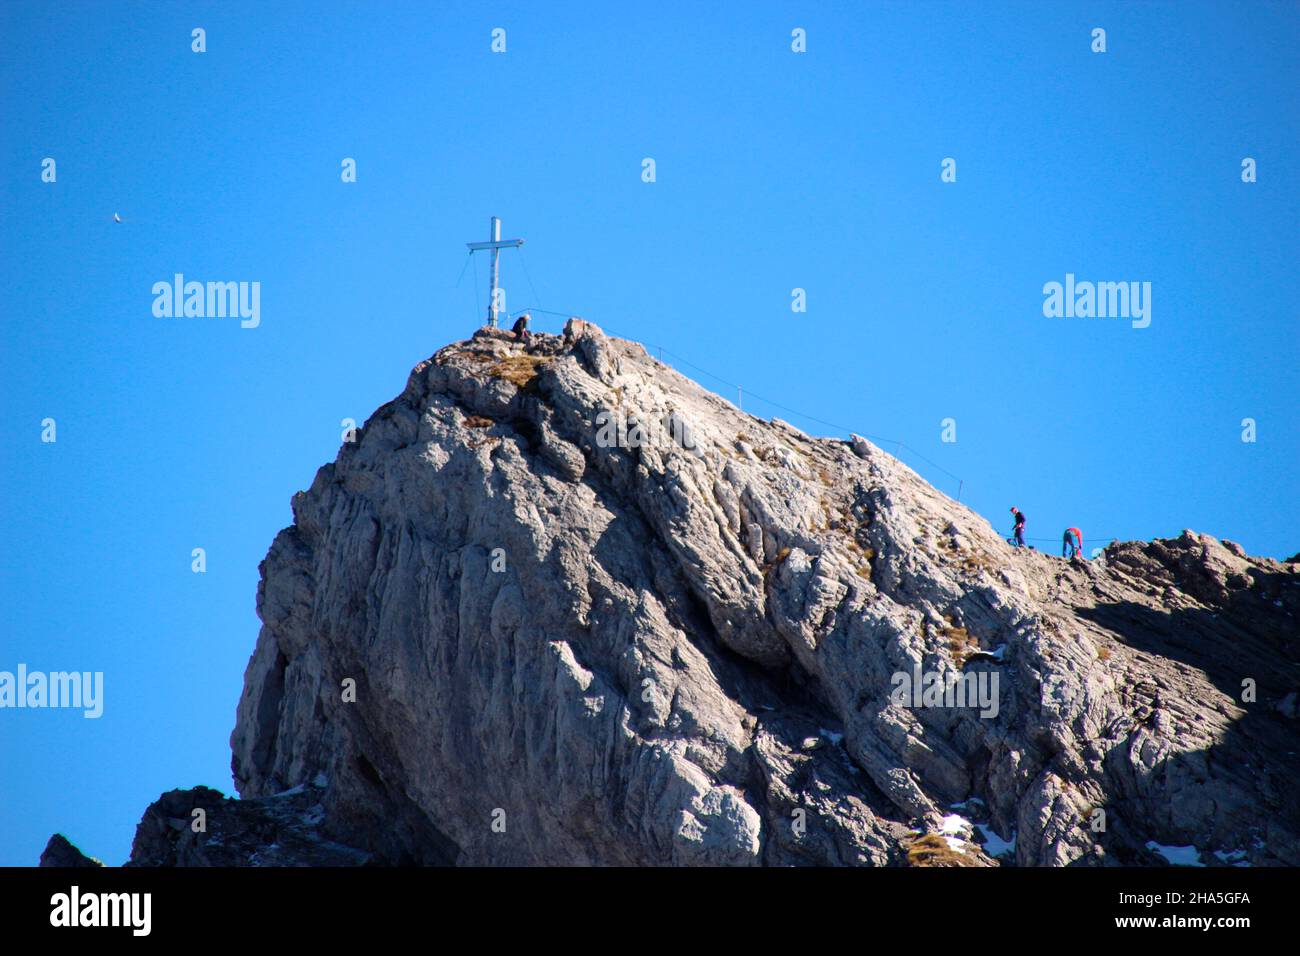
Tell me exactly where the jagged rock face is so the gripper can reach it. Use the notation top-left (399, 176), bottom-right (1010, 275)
top-left (125, 786), bottom-right (370, 867)
top-left (226, 321), bottom-right (1300, 867)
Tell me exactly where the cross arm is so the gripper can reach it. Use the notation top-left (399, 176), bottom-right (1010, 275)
top-left (467, 239), bottom-right (525, 251)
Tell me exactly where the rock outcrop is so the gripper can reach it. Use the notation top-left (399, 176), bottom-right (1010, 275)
top-left (44, 321), bottom-right (1300, 866)
top-left (125, 785), bottom-right (371, 867)
top-left (39, 834), bottom-right (103, 868)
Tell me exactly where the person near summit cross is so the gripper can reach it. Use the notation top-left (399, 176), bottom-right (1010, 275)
top-left (1010, 507), bottom-right (1026, 548)
top-left (1063, 527), bottom-right (1083, 559)
top-left (511, 312), bottom-right (531, 343)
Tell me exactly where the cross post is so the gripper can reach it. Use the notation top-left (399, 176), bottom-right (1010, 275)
top-left (466, 216), bottom-right (525, 328)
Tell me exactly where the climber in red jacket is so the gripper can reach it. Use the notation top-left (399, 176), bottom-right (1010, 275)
top-left (1063, 527), bottom-right (1083, 558)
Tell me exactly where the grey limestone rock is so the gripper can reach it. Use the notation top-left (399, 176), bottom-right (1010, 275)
top-left (48, 321), bottom-right (1300, 867)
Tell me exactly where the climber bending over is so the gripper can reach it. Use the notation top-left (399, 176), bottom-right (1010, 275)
top-left (1063, 527), bottom-right (1083, 558)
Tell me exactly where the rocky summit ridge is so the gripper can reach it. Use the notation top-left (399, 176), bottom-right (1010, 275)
top-left (44, 320), bottom-right (1300, 867)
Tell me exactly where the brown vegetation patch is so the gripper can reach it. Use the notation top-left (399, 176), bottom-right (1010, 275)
top-left (903, 834), bottom-right (976, 867)
top-left (487, 354), bottom-right (549, 389)
top-left (941, 624), bottom-right (980, 665)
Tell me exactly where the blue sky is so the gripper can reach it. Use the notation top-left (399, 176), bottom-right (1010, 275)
top-left (1, 1), bottom-right (1296, 866)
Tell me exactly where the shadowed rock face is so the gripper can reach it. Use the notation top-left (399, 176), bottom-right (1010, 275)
top-left (39, 834), bottom-right (103, 868)
top-left (124, 785), bottom-right (373, 867)
top-left (45, 321), bottom-right (1300, 866)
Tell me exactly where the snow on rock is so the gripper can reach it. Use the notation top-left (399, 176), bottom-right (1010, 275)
top-left (1145, 842), bottom-right (1205, 867)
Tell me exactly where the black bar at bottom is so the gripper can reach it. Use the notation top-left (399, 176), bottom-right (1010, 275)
top-left (0, 864), bottom-right (1281, 942)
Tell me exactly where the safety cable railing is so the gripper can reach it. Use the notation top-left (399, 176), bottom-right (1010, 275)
top-left (458, 299), bottom-right (1121, 546)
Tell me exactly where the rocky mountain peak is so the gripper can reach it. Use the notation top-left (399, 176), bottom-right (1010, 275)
top-left (46, 320), bottom-right (1300, 867)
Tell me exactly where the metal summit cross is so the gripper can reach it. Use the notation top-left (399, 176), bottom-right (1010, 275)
top-left (466, 216), bottom-right (524, 328)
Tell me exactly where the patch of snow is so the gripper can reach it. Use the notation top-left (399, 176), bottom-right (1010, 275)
top-left (939, 814), bottom-right (973, 839)
top-left (950, 796), bottom-right (985, 809)
top-left (1213, 848), bottom-right (1250, 867)
top-left (988, 644), bottom-right (1007, 661)
top-left (914, 821), bottom-right (969, 853)
top-left (1145, 841), bottom-right (1205, 867)
top-left (819, 727), bottom-right (844, 745)
top-left (976, 824), bottom-right (1016, 858)
top-left (274, 784), bottom-right (305, 798)
top-left (312, 772), bottom-right (329, 788)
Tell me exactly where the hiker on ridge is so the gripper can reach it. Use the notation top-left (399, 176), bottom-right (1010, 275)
top-left (1010, 507), bottom-right (1026, 548)
top-left (1063, 527), bottom-right (1083, 559)
top-left (511, 312), bottom-right (531, 344)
